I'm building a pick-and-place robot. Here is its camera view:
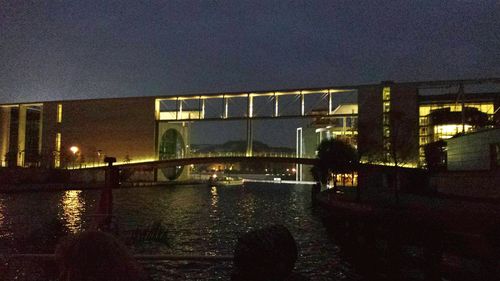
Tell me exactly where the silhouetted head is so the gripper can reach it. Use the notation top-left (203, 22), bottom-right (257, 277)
top-left (232, 224), bottom-right (298, 281)
top-left (55, 231), bottom-right (147, 281)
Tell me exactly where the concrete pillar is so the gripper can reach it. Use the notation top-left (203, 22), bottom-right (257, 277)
top-left (224, 97), bottom-right (229, 119)
top-left (17, 105), bottom-right (27, 166)
top-left (201, 99), bottom-right (205, 119)
top-left (0, 107), bottom-right (11, 167)
top-left (246, 118), bottom-right (253, 157)
top-left (300, 92), bottom-right (305, 116)
top-left (328, 91), bottom-right (333, 114)
top-left (274, 94), bottom-right (279, 117)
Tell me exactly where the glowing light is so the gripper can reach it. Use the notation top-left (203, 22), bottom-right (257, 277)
top-left (57, 104), bottom-right (63, 123)
top-left (434, 124), bottom-right (472, 135)
top-left (70, 146), bottom-right (79, 154)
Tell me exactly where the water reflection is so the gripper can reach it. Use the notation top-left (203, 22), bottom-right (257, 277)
top-left (239, 189), bottom-right (256, 225)
top-left (210, 186), bottom-right (218, 211)
top-left (59, 190), bottom-right (85, 233)
top-left (0, 197), bottom-right (5, 237)
top-left (4, 184), bottom-right (357, 280)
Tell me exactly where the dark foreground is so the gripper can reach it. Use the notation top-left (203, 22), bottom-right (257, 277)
top-left (0, 183), bottom-right (359, 281)
top-left (316, 189), bottom-right (500, 281)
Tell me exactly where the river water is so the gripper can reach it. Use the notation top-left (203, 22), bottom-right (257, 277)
top-left (0, 183), bottom-right (359, 280)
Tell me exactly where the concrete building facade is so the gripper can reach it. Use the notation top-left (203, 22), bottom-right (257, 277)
top-left (1, 79), bottom-right (499, 174)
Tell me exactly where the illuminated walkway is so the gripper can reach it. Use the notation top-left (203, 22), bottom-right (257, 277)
top-left (72, 152), bottom-right (317, 170)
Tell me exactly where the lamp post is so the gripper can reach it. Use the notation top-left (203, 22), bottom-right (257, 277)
top-left (70, 146), bottom-right (79, 169)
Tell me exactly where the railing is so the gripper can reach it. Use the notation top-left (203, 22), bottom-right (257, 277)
top-left (163, 151), bottom-right (315, 159)
top-left (66, 152), bottom-right (316, 169)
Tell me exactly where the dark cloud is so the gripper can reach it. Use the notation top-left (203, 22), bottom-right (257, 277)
top-left (1, 0), bottom-right (499, 103)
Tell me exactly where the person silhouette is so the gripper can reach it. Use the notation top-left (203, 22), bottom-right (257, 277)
top-left (55, 230), bottom-right (148, 281)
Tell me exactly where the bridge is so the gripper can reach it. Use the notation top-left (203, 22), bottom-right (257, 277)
top-left (123, 156), bottom-right (315, 170)
top-left (75, 152), bottom-right (317, 170)
top-left (70, 152), bottom-right (318, 183)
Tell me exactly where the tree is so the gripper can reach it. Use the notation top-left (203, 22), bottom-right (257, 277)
top-left (424, 140), bottom-right (447, 172)
top-left (312, 138), bottom-right (358, 191)
top-left (385, 110), bottom-right (418, 202)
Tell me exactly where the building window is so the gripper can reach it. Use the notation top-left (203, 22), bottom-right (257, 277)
top-left (382, 87), bottom-right (391, 159)
top-left (382, 87), bottom-right (391, 101)
top-left (55, 133), bottom-right (61, 168)
top-left (57, 104), bottom-right (62, 123)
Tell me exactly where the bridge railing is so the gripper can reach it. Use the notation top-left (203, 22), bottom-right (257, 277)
top-left (66, 152), bottom-right (316, 169)
top-left (163, 151), bottom-right (315, 159)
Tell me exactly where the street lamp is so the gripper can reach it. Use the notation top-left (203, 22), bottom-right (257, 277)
top-left (70, 146), bottom-right (79, 168)
top-left (70, 146), bottom-right (79, 155)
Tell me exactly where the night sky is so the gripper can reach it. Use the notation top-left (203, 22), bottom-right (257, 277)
top-left (1, 0), bottom-right (499, 104)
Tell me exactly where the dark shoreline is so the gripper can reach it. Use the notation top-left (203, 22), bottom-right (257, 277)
top-left (316, 189), bottom-right (500, 280)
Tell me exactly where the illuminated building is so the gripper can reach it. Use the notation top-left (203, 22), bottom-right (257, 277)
top-left (0, 79), bottom-right (499, 177)
top-left (296, 104), bottom-right (358, 181)
top-left (418, 92), bottom-right (496, 163)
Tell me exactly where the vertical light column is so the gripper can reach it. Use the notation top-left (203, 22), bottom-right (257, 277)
top-left (17, 105), bottom-right (27, 166)
top-left (248, 94), bottom-right (254, 118)
top-left (38, 106), bottom-right (43, 156)
top-left (57, 104), bottom-right (63, 123)
top-left (178, 99), bottom-right (183, 119)
top-left (56, 103), bottom-right (63, 168)
top-left (246, 94), bottom-right (253, 156)
top-left (328, 90), bottom-right (332, 115)
top-left (223, 96), bottom-right (229, 119)
top-left (0, 107), bottom-right (10, 167)
top-left (55, 133), bottom-right (61, 168)
top-left (300, 92), bottom-right (305, 116)
top-left (154, 100), bottom-right (160, 120)
top-left (274, 93), bottom-right (279, 117)
top-left (246, 118), bottom-right (253, 157)
top-left (382, 87), bottom-right (391, 160)
top-left (296, 128), bottom-right (303, 181)
top-left (201, 98), bottom-right (205, 119)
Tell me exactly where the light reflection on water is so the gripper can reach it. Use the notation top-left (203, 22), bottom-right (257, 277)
top-left (2, 183), bottom-right (356, 280)
top-left (59, 190), bottom-right (85, 233)
top-left (0, 196), bottom-right (5, 237)
top-left (210, 186), bottom-right (218, 207)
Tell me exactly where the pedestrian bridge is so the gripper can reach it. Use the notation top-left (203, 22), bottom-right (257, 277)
top-left (118, 153), bottom-right (317, 169)
top-left (73, 152), bottom-right (317, 170)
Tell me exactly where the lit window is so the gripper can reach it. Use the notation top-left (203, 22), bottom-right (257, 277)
top-left (57, 104), bottom-right (63, 123)
top-left (383, 102), bottom-right (390, 112)
top-left (55, 133), bottom-right (61, 168)
top-left (419, 106), bottom-right (430, 116)
top-left (382, 87), bottom-right (391, 101)
top-left (56, 133), bottom-right (61, 151)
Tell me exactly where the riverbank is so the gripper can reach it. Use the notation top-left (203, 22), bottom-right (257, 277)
top-left (316, 188), bottom-right (500, 280)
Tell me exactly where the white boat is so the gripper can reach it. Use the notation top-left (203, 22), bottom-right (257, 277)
top-left (208, 174), bottom-right (244, 186)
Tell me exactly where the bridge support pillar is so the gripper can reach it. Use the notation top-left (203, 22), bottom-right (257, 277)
top-left (246, 118), bottom-right (253, 157)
